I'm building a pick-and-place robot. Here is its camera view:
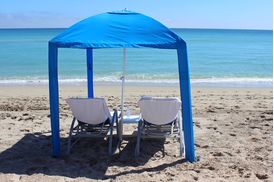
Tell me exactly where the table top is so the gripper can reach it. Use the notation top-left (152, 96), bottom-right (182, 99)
top-left (123, 115), bottom-right (140, 123)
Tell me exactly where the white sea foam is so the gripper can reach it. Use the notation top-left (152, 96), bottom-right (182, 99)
top-left (0, 77), bottom-right (272, 88)
top-left (191, 78), bottom-right (273, 88)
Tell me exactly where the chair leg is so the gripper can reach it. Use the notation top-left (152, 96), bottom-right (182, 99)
top-left (108, 125), bottom-right (113, 156)
top-left (108, 111), bottom-right (117, 156)
top-left (178, 116), bottom-right (184, 158)
top-left (67, 117), bottom-right (76, 154)
top-left (115, 114), bottom-right (120, 141)
top-left (115, 112), bottom-right (122, 149)
top-left (135, 120), bottom-right (143, 157)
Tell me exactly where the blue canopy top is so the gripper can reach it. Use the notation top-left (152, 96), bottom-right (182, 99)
top-left (50, 10), bottom-right (185, 49)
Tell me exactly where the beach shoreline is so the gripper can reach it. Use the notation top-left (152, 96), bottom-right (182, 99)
top-left (0, 77), bottom-right (272, 88)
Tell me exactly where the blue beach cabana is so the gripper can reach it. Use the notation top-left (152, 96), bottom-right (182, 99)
top-left (48, 10), bottom-right (196, 162)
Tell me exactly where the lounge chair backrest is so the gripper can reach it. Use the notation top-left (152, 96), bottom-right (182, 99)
top-left (66, 98), bottom-right (111, 125)
top-left (138, 97), bottom-right (181, 125)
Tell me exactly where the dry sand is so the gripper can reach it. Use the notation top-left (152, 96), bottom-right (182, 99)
top-left (0, 85), bottom-right (272, 182)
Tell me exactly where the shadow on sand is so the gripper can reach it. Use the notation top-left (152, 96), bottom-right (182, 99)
top-left (0, 133), bottom-right (185, 180)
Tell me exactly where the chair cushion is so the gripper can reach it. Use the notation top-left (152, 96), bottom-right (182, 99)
top-left (138, 97), bottom-right (181, 125)
top-left (66, 98), bottom-right (111, 125)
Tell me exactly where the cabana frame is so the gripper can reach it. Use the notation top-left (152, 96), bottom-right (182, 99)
top-left (48, 10), bottom-right (196, 162)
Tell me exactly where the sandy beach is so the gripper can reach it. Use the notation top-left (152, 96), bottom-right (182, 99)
top-left (0, 85), bottom-right (272, 181)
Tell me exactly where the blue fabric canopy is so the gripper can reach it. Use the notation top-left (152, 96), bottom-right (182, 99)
top-left (50, 10), bottom-right (185, 49)
top-left (48, 10), bottom-right (196, 162)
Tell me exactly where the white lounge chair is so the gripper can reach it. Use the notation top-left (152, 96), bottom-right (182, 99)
top-left (66, 98), bottom-right (119, 155)
top-left (135, 96), bottom-right (184, 157)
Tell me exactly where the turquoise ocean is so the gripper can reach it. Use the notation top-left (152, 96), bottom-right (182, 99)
top-left (0, 28), bottom-right (272, 87)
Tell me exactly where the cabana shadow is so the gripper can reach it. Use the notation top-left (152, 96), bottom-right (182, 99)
top-left (0, 133), bottom-right (185, 180)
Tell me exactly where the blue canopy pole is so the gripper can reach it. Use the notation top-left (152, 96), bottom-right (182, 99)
top-left (177, 42), bottom-right (196, 162)
top-left (87, 48), bottom-right (94, 98)
top-left (48, 43), bottom-right (60, 157)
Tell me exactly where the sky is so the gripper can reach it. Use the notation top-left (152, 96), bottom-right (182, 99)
top-left (0, 0), bottom-right (273, 30)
